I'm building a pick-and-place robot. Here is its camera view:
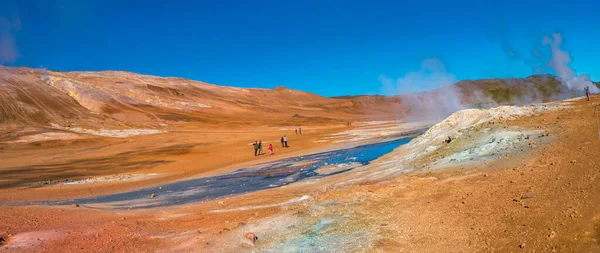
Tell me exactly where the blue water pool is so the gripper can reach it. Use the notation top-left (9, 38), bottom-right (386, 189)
top-left (53, 138), bottom-right (413, 209)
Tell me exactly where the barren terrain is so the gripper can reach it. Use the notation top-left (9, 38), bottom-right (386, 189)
top-left (1, 66), bottom-right (600, 252)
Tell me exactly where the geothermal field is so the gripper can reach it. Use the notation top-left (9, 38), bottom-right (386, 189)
top-left (1, 66), bottom-right (600, 253)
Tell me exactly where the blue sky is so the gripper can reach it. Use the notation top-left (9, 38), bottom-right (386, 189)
top-left (1, 0), bottom-right (598, 97)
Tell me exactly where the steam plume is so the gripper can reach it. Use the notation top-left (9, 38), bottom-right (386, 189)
top-left (380, 58), bottom-right (472, 121)
top-left (542, 33), bottom-right (598, 92)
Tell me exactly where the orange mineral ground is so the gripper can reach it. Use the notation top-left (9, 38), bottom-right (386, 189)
top-left (1, 66), bottom-right (599, 252)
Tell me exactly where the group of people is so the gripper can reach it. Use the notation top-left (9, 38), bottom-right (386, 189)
top-left (294, 128), bottom-right (302, 135)
top-left (251, 133), bottom-right (296, 157)
top-left (252, 141), bottom-right (274, 156)
top-left (280, 135), bottom-right (289, 148)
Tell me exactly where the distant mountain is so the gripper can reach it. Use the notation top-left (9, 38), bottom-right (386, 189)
top-left (0, 67), bottom-right (403, 130)
top-left (0, 66), bottom-right (592, 131)
top-left (335, 74), bottom-right (597, 121)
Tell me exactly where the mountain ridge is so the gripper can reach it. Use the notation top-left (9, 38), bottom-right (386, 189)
top-left (0, 66), bottom-right (592, 132)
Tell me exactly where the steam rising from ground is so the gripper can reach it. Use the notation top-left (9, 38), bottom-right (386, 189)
top-left (499, 31), bottom-right (597, 93)
top-left (380, 58), bottom-right (457, 95)
top-left (543, 33), bottom-right (598, 92)
top-left (380, 58), bottom-right (466, 120)
top-left (380, 58), bottom-right (494, 121)
top-left (381, 32), bottom-right (595, 121)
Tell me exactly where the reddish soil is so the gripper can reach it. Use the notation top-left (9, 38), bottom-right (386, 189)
top-left (2, 66), bottom-right (600, 252)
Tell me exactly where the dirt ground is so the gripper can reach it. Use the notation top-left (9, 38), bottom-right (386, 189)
top-left (1, 121), bottom-right (420, 202)
top-left (320, 96), bottom-right (600, 252)
top-left (2, 97), bottom-right (600, 252)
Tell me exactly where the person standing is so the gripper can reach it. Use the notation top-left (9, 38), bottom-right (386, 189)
top-left (258, 141), bottom-right (263, 155)
top-left (280, 136), bottom-right (285, 147)
top-left (253, 141), bottom-right (259, 156)
top-left (299, 128), bottom-right (302, 134)
top-left (268, 143), bottom-right (273, 155)
top-left (585, 86), bottom-right (591, 101)
top-left (295, 129), bottom-right (298, 135)
top-left (283, 135), bottom-right (288, 147)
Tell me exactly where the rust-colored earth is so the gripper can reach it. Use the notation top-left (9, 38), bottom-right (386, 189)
top-left (1, 66), bottom-right (599, 252)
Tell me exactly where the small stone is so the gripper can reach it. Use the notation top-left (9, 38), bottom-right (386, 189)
top-left (72, 204), bottom-right (79, 208)
top-left (242, 232), bottom-right (258, 246)
top-left (150, 194), bottom-right (156, 198)
top-left (519, 243), bottom-right (526, 249)
top-left (548, 230), bottom-right (557, 239)
top-left (218, 201), bottom-right (224, 205)
top-left (521, 192), bottom-right (534, 199)
top-left (571, 160), bottom-right (577, 164)
top-left (529, 140), bottom-right (537, 148)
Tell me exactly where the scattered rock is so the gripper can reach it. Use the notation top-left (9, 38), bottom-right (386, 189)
top-left (242, 232), bottom-right (258, 246)
top-left (150, 194), bottom-right (156, 198)
top-left (529, 140), bottom-right (537, 148)
top-left (0, 236), bottom-right (6, 245)
top-left (521, 192), bottom-right (534, 199)
top-left (218, 201), bottom-right (224, 205)
top-left (548, 230), bottom-right (557, 239)
top-left (571, 160), bottom-right (577, 164)
top-left (519, 243), bottom-right (526, 249)
top-left (72, 203), bottom-right (79, 208)
top-left (519, 134), bottom-right (529, 140)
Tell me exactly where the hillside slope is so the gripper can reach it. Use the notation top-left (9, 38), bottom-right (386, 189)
top-left (1, 66), bottom-right (594, 132)
top-left (0, 67), bottom-right (406, 131)
top-left (343, 74), bottom-right (597, 121)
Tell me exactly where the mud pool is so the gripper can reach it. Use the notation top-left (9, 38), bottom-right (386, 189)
top-left (53, 138), bottom-right (413, 209)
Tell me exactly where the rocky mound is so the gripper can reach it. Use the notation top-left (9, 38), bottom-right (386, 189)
top-left (350, 102), bottom-right (565, 181)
